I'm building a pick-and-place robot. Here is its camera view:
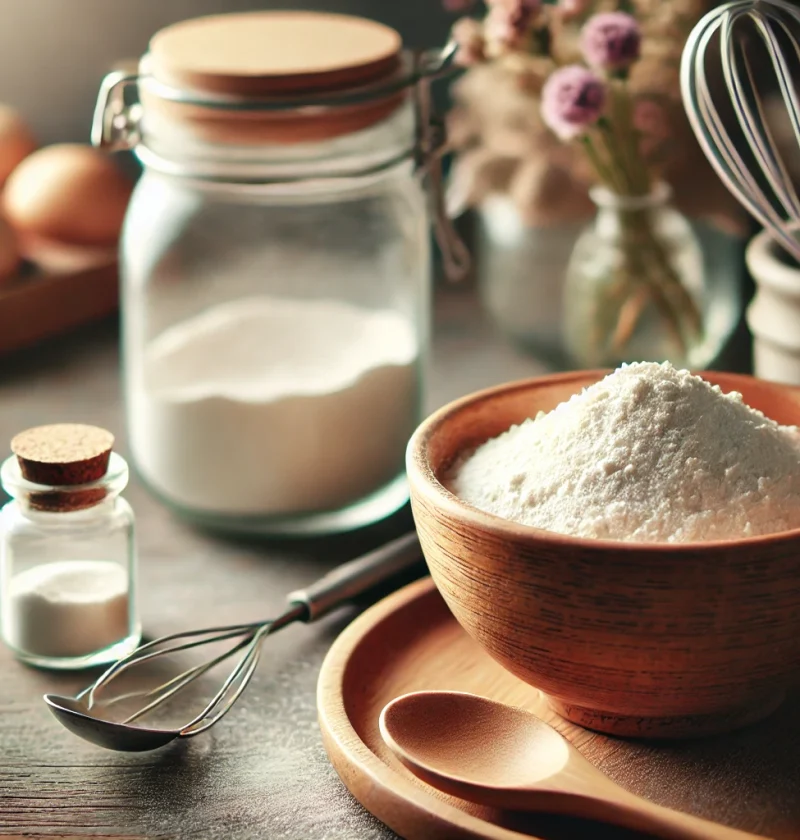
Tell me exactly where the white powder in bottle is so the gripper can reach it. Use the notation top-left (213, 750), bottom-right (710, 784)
top-left (130, 296), bottom-right (419, 515)
top-left (450, 362), bottom-right (800, 542)
top-left (4, 560), bottom-right (130, 658)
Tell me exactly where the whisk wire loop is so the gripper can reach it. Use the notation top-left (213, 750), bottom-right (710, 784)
top-left (682, 0), bottom-right (800, 262)
top-left (79, 602), bottom-right (310, 732)
top-left (84, 621), bottom-right (266, 709)
top-left (761, 11), bottom-right (800, 171)
top-left (180, 626), bottom-right (269, 736)
top-left (686, 11), bottom-right (766, 223)
top-left (176, 603), bottom-right (307, 736)
top-left (120, 631), bottom-right (261, 725)
top-left (749, 10), bottom-right (800, 214)
top-left (723, 13), bottom-right (794, 218)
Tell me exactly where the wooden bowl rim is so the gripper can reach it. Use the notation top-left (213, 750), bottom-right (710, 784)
top-left (407, 368), bottom-right (800, 553)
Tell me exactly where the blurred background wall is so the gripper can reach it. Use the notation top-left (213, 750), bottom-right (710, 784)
top-left (0, 0), bottom-right (452, 145)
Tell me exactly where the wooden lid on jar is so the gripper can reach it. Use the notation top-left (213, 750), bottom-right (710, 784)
top-left (141, 12), bottom-right (407, 144)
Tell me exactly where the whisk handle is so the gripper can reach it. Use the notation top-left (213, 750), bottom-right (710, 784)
top-left (287, 531), bottom-right (424, 621)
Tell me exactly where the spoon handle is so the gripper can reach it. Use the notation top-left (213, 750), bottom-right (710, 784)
top-left (576, 790), bottom-right (767, 840)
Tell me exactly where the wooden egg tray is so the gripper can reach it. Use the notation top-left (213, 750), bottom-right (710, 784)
top-left (0, 260), bottom-right (118, 357)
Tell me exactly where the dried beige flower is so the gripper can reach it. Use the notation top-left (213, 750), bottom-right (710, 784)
top-left (446, 0), bottom-right (739, 228)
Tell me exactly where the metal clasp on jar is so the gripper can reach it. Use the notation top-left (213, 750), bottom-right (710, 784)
top-left (91, 43), bottom-right (470, 283)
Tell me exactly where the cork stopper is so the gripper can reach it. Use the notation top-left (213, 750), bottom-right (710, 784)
top-left (11, 424), bottom-right (114, 486)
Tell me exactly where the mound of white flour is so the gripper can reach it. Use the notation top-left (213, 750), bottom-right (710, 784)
top-left (449, 362), bottom-right (800, 542)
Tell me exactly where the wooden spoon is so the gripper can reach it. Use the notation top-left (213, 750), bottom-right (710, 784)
top-left (379, 691), bottom-right (765, 840)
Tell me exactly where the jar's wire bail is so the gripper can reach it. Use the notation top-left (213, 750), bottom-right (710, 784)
top-left (92, 70), bottom-right (141, 152)
top-left (415, 42), bottom-right (472, 284)
top-left (92, 41), bottom-right (472, 284)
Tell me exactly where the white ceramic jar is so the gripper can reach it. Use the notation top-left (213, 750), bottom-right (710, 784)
top-left (746, 229), bottom-right (800, 384)
top-left (93, 12), bottom-right (463, 536)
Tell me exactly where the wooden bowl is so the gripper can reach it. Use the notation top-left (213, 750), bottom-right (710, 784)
top-left (407, 370), bottom-right (800, 739)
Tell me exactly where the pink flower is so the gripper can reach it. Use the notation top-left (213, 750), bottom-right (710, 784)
top-left (541, 65), bottom-right (606, 140)
top-left (451, 17), bottom-right (486, 66)
top-left (580, 12), bottom-right (642, 71)
top-left (484, 0), bottom-right (541, 50)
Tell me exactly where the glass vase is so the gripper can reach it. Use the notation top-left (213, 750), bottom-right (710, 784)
top-left (563, 184), bottom-right (711, 369)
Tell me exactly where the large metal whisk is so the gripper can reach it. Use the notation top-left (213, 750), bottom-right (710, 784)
top-left (681, 0), bottom-right (800, 262)
top-left (44, 532), bottom-right (423, 752)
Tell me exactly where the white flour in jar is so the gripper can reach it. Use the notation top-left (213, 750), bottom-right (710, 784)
top-left (450, 362), bottom-right (800, 542)
top-left (4, 560), bottom-right (129, 658)
top-left (130, 296), bottom-right (418, 515)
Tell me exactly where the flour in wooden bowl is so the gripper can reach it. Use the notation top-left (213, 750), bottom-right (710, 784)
top-left (449, 362), bottom-right (800, 542)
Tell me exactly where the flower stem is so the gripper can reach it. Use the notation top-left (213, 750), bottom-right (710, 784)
top-left (614, 207), bottom-right (703, 357)
top-left (615, 79), bottom-right (650, 194)
top-left (572, 70), bottom-right (703, 362)
top-left (580, 134), bottom-right (621, 192)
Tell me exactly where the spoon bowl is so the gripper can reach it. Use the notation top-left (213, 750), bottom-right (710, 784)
top-left (380, 691), bottom-right (764, 840)
top-left (380, 688), bottom-right (572, 795)
top-left (44, 694), bottom-right (180, 752)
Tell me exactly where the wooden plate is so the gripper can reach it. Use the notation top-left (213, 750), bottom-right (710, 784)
top-left (317, 577), bottom-right (800, 840)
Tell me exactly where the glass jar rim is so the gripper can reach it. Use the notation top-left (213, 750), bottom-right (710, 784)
top-left (589, 182), bottom-right (673, 212)
top-left (96, 53), bottom-right (427, 186)
top-left (93, 45), bottom-right (455, 155)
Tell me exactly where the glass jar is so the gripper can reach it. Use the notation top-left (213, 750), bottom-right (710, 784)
top-left (0, 437), bottom-right (139, 670)
top-left (94, 13), bottom-right (464, 536)
top-left (563, 183), bottom-right (716, 369)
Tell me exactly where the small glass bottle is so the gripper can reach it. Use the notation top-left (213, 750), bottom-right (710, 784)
top-left (0, 424), bottom-right (140, 669)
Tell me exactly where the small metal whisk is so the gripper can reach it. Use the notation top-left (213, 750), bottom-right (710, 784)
top-left (44, 532), bottom-right (423, 752)
top-left (681, 0), bottom-right (800, 262)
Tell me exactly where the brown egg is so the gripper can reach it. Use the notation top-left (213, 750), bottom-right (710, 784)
top-left (0, 214), bottom-right (20, 284)
top-left (0, 104), bottom-right (36, 187)
top-left (3, 144), bottom-right (133, 247)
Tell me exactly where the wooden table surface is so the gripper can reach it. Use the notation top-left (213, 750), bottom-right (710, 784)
top-left (0, 288), bottom-right (571, 840)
